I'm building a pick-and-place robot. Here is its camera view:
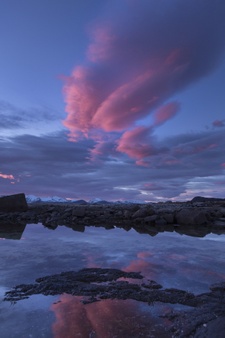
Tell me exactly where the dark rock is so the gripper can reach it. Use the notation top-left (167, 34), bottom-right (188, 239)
top-left (142, 280), bottom-right (162, 289)
top-left (162, 213), bottom-right (174, 224)
top-left (144, 215), bottom-right (157, 223)
top-left (194, 317), bottom-right (225, 338)
top-left (176, 208), bottom-right (209, 225)
top-left (72, 206), bottom-right (86, 217)
top-left (132, 206), bottom-right (155, 219)
top-left (0, 193), bottom-right (28, 212)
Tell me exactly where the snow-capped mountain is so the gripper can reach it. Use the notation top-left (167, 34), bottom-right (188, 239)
top-left (26, 195), bottom-right (68, 203)
top-left (25, 195), bottom-right (147, 204)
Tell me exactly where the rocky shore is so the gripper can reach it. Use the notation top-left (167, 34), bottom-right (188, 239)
top-left (0, 194), bottom-right (225, 237)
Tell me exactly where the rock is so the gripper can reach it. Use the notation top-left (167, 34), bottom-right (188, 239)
top-left (155, 217), bottom-right (167, 226)
top-left (161, 213), bottom-right (174, 224)
top-left (72, 206), bottom-right (86, 217)
top-left (194, 317), bottom-right (225, 338)
top-left (142, 280), bottom-right (162, 289)
top-left (132, 206), bottom-right (155, 219)
top-left (144, 215), bottom-right (157, 223)
top-left (0, 193), bottom-right (28, 212)
top-left (209, 282), bottom-right (225, 291)
top-left (176, 208), bottom-right (209, 225)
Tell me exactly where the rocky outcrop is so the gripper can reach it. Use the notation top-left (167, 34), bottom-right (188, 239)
top-left (0, 193), bottom-right (28, 212)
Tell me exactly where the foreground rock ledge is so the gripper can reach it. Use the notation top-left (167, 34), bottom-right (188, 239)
top-left (4, 268), bottom-right (225, 337)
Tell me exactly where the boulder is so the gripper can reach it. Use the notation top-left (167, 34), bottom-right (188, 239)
top-left (0, 193), bottom-right (28, 212)
top-left (176, 208), bottom-right (209, 225)
top-left (132, 206), bottom-right (155, 219)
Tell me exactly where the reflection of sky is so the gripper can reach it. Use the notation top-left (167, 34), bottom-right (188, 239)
top-left (0, 224), bottom-right (225, 337)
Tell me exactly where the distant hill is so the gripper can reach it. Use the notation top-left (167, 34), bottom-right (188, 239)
top-left (191, 196), bottom-right (225, 203)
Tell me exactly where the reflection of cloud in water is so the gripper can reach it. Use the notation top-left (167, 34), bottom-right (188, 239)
top-left (124, 251), bottom-right (157, 280)
top-left (51, 295), bottom-right (170, 338)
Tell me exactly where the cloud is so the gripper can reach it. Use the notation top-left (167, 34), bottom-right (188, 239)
top-left (0, 101), bottom-right (61, 134)
top-left (63, 0), bottom-right (225, 159)
top-left (1, 126), bottom-right (225, 201)
top-left (0, 173), bottom-right (15, 180)
top-left (213, 120), bottom-right (225, 128)
top-left (116, 126), bottom-right (159, 165)
top-left (116, 102), bottom-right (178, 164)
top-left (153, 102), bottom-right (179, 126)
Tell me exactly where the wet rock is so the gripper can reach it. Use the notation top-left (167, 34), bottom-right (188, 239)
top-left (194, 317), bottom-right (225, 338)
top-left (142, 280), bottom-right (162, 289)
top-left (0, 193), bottom-right (28, 212)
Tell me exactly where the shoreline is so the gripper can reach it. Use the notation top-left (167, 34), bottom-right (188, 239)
top-left (0, 199), bottom-right (225, 237)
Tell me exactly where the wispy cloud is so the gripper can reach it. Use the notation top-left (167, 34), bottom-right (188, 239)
top-left (0, 101), bottom-right (61, 132)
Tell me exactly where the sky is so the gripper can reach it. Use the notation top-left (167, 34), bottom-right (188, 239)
top-left (0, 0), bottom-right (225, 202)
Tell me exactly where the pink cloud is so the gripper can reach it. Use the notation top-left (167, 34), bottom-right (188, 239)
top-left (62, 1), bottom-right (225, 161)
top-left (0, 173), bottom-right (15, 180)
top-left (153, 102), bottom-right (180, 126)
top-left (87, 25), bottom-right (116, 62)
top-left (116, 126), bottom-right (154, 161)
top-left (63, 66), bottom-right (103, 140)
top-left (115, 102), bottom-right (178, 164)
top-left (221, 163), bottom-right (225, 168)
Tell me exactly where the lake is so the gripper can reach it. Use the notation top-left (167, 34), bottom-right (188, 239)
top-left (0, 223), bottom-right (225, 337)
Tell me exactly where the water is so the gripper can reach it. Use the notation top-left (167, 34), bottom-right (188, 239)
top-left (0, 223), bottom-right (225, 337)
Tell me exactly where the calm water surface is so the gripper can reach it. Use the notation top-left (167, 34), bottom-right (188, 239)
top-left (0, 223), bottom-right (225, 337)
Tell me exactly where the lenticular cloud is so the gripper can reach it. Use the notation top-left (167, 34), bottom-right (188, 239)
top-left (63, 0), bottom-right (225, 161)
